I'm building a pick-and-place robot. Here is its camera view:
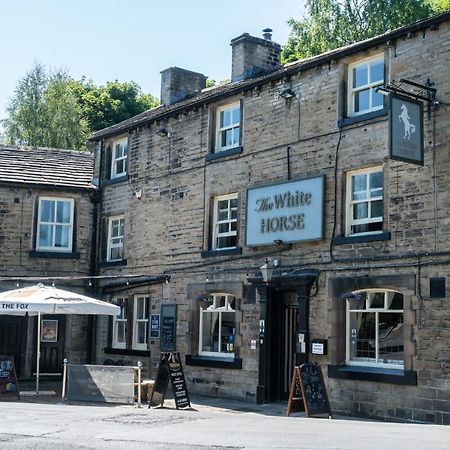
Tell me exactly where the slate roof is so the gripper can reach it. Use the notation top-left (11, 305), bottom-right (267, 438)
top-left (0, 145), bottom-right (95, 190)
top-left (91, 10), bottom-right (450, 141)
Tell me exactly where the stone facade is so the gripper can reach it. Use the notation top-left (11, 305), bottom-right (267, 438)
top-left (91, 14), bottom-right (450, 424)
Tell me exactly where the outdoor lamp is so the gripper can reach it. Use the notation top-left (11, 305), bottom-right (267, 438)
top-left (260, 258), bottom-right (274, 283)
top-left (280, 88), bottom-right (295, 100)
top-left (156, 127), bottom-right (170, 137)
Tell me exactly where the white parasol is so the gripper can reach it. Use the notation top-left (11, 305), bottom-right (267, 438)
top-left (0, 283), bottom-right (120, 393)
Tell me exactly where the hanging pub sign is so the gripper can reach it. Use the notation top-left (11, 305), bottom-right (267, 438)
top-left (389, 93), bottom-right (424, 165)
top-left (246, 175), bottom-right (325, 247)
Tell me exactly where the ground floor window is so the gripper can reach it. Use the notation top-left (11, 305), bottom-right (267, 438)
top-left (112, 296), bottom-right (127, 349)
top-left (132, 295), bottom-right (149, 350)
top-left (199, 294), bottom-right (236, 358)
top-left (346, 289), bottom-right (404, 368)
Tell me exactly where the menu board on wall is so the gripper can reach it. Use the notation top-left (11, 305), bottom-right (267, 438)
top-left (160, 305), bottom-right (177, 352)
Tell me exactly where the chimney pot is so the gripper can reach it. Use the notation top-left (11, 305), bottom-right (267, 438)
top-left (263, 28), bottom-right (272, 40)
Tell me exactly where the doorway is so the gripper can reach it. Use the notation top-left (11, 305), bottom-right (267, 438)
top-left (36, 315), bottom-right (65, 375)
top-left (268, 291), bottom-right (299, 401)
top-left (0, 316), bottom-right (25, 376)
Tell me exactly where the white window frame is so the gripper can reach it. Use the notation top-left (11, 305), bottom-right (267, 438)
top-left (199, 293), bottom-right (236, 359)
top-left (346, 289), bottom-right (404, 369)
top-left (112, 296), bottom-right (127, 349)
top-left (132, 295), bottom-right (148, 350)
top-left (111, 137), bottom-right (128, 179)
top-left (348, 55), bottom-right (384, 117)
top-left (215, 102), bottom-right (241, 153)
top-left (36, 197), bottom-right (74, 252)
top-left (212, 193), bottom-right (238, 250)
top-left (346, 167), bottom-right (383, 237)
top-left (107, 215), bottom-right (124, 262)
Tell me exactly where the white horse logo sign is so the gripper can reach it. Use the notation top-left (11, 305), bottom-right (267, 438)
top-left (390, 94), bottom-right (423, 165)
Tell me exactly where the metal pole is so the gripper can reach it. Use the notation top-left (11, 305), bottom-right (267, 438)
top-left (36, 312), bottom-right (41, 394)
top-left (137, 361), bottom-right (142, 408)
top-left (62, 358), bottom-right (68, 400)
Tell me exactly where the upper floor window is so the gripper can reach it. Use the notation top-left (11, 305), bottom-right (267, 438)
top-left (107, 215), bottom-right (124, 261)
top-left (215, 102), bottom-right (241, 153)
top-left (132, 295), bottom-right (148, 350)
top-left (348, 56), bottom-right (384, 117)
top-left (347, 289), bottom-right (404, 369)
top-left (212, 194), bottom-right (238, 250)
top-left (112, 296), bottom-right (127, 349)
top-left (199, 294), bottom-right (236, 358)
top-left (346, 167), bottom-right (383, 236)
top-left (111, 137), bottom-right (128, 179)
top-left (36, 197), bottom-right (74, 252)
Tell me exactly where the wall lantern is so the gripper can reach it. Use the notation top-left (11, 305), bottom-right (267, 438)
top-left (280, 88), bottom-right (295, 100)
top-left (156, 127), bottom-right (170, 137)
top-left (260, 258), bottom-right (274, 283)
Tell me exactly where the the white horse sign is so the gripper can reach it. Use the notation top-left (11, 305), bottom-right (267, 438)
top-left (389, 94), bottom-right (423, 165)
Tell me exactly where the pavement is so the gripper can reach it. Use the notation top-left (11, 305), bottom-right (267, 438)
top-left (0, 381), bottom-right (449, 449)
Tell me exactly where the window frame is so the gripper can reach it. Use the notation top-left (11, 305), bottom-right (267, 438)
top-left (132, 295), bottom-right (149, 350)
top-left (199, 293), bottom-right (236, 359)
top-left (212, 193), bottom-right (238, 251)
top-left (215, 102), bottom-right (241, 153)
top-left (347, 55), bottom-right (384, 117)
top-left (36, 197), bottom-right (74, 253)
top-left (107, 215), bottom-right (125, 262)
top-left (111, 137), bottom-right (128, 179)
top-left (112, 296), bottom-right (128, 349)
top-left (345, 166), bottom-right (383, 237)
top-left (346, 289), bottom-right (404, 370)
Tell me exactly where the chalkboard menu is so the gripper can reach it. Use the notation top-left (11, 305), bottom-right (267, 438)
top-left (0, 355), bottom-right (20, 400)
top-left (66, 364), bottom-right (135, 404)
top-left (287, 363), bottom-right (332, 418)
top-left (160, 305), bottom-right (177, 351)
top-left (149, 352), bottom-right (190, 409)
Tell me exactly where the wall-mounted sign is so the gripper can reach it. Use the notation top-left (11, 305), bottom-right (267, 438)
top-left (389, 94), bottom-right (424, 165)
top-left (246, 175), bottom-right (325, 246)
top-left (150, 314), bottom-right (160, 339)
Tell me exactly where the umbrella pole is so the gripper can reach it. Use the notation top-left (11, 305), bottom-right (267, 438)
top-left (36, 312), bottom-right (41, 394)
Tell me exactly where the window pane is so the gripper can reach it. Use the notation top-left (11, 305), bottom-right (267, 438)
top-left (230, 222), bottom-right (237, 232)
top-left (54, 225), bottom-right (69, 248)
top-left (232, 126), bottom-right (240, 145)
top-left (218, 211), bottom-right (228, 221)
top-left (230, 198), bottom-right (238, 208)
top-left (218, 223), bottom-right (229, 233)
top-left (38, 224), bottom-right (52, 247)
top-left (378, 312), bottom-right (403, 364)
top-left (137, 299), bottom-right (144, 319)
top-left (349, 311), bottom-right (376, 361)
top-left (137, 322), bottom-right (147, 344)
top-left (55, 201), bottom-right (70, 223)
top-left (115, 144), bottom-right (123, 158)
top-left (116, 159), bottom-right (124, 174)
top-left (370, 292), bottom-right (385, 308)
top-left (110, 246), bottom-right (123, 261)
top-left (201, 311), bottom-right (219, 352)
top-left (372, 89), bottom-right (384, 108)
top-left (369, 171), bottom-right (383, 190)
top-left (117, 299), bottom-right (127, 319)
top-left (217, 200), bottom-right (228, 210)
top-left (40, 200), bottom-right (54, 222)
top-left (353, 202), bottom-right (368, 219)
top-left (355, 89), bottom-right (370, 112)
top-left (221, 312), bottom-right (235, 353)
top-left (370, 60), bottom-right (384, 83)
top-left (353, 65), bottom-right (368, 88)
top-left (370, 200), bottom-right (383, 218)
top-left (217, 235), bottom-right (237, 249)
top-left (389, 292), bottom-right (403, 310)
top-left (221, 110), bottom-right (231, 128)
top-left (117, 322), bottom-right (126, 343)
top-left (232, 107), bottom-right (240, 124)
top-left (352, 174), bottom-right (366, 194)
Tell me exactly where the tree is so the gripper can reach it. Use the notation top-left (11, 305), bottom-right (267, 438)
top-left (70, 79), bottom-right (159, 132)
top-left (282, 0), bottom-right (433, 62)
top-left (3, 63), bottom-right (90, 150)
top-left (426, 0), bottom-right (450, 11)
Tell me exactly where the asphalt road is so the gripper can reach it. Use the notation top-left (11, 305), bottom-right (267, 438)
top-left (1, 396), bottom-right (450, 449)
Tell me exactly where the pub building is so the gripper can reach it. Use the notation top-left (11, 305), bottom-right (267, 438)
top-left (87, 12), bottom-right (450, 424)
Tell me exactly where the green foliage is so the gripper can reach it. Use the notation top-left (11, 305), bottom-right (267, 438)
top-left (282, 0), bottom-right (433, 62)
top-left (4, 63), bottom-right (89, 150)
top-left (425, 0), bottom-right (450, 11)
top-left (70, 79), bottom-right (159, 132)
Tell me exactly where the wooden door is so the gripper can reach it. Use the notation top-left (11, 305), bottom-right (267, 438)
top-left (37, 315), bottom-right (65, 375)
top-left (0, 316), bottom-right (25, 376)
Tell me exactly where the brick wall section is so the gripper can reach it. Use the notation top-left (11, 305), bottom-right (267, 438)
top-left (94, 22), bottom-right (450, 421)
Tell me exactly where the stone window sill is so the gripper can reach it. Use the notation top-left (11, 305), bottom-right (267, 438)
top-left (332, 231), bottom-right (390, 245)
top-left (103, 347), bottom-right (149, 357)
top-left (338, 107), bottom-right (388, 128)
top-left (101, 175), bottom-right (128, 187)
top-left (29, 250), bottom-right (80, 259)
top-left (328, 365), bottom-right (417, 385)
top-left (99, 259), bottom-right (128, 268)
top-left (201, 247), bottom-right (242, 258)
top-left (205, 146), bottom-right (243, 162)
top-left (186, 354), bottom-right (242, 369)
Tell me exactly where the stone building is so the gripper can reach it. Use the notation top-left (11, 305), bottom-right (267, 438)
top-left (0, 145), bottom-right (96, 378)
top-left (89, 12), bottom-right (450, 423)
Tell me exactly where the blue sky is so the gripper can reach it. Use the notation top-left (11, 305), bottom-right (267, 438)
top-left (0, 0), bottom-right (305, 124)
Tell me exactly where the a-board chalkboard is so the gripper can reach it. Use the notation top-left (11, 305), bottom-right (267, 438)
top-left (287, 363), bottom-right (332, 418)
top-left (149, 352), bottom-right (190, 409)
top-left (0, 355), bottom-right (20, 400)
top-left (160, 305), bottom-right (177, 351)
top-left (66, 364), bottom-right (135, 404)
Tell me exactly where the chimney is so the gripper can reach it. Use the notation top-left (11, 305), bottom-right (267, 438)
top-left (231, 28), bottom-right (281, 82)
top-left (160, 67), bottom-right (207, 106)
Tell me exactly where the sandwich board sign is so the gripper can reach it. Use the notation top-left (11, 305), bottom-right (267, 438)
top-left (389, 94), bottom-right (424, 166)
